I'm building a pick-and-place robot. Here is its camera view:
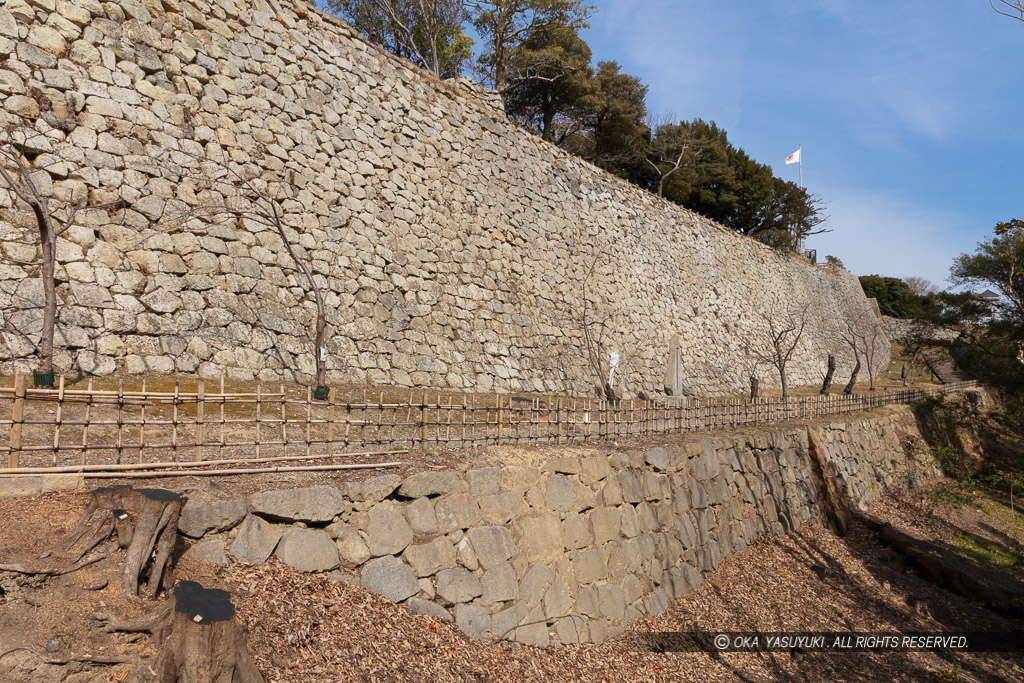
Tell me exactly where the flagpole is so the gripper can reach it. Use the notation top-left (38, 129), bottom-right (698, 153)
top-left (798, 144), bottom-right (802, 189)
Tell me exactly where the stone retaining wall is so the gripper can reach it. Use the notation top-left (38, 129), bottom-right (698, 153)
top-left (178, 405), bottom-right (937, 644)
top-left (0, 0), bottom-right (886, 397)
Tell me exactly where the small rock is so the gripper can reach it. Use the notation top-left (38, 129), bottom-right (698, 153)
top-left (84, 578), bottom-right (109, 591)
top-left (45, 640), bottom-right (59, 653)
top-left (38, 551), bottom-right (51, 559)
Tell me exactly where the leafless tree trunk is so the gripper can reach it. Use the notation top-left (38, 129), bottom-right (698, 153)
top-left (644, 114), bottom-right (702, 197)
top-left (0, 130), bottom-right (121, 385)
top-left (164, 151), bottom-right (330, 389)
top-left (743, 304), bottom-right (809, 398)
top-left (843, 357), bottom-right (861, 395)
top-left (841, 309), bottom-right (885, 392)
top-left (820, 352), bottom-right (836, 394)
top-left (372, 0), bottom-right (466, 78)
top-left (578, 253), bottom-right (616, 400)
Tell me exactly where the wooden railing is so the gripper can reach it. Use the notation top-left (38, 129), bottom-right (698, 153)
top-left (0, 372), bottom-right (976, 475)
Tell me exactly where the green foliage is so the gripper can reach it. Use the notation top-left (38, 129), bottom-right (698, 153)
top-left (825, 255), bottom-right (844, 268)
top-left (502, 25), bottom-right (594, 142)
top-left (327, 0), bottom-right (472, 78)
top-left (332, 1), bottom-right (829, 253)
top-left (469, 0), bottom-right (593, 90)
top-left (951, 218), bottom-right (1024, 332)
top-left (567, 61), bottom-right (648, 176)
top-left (653, 119), bottom-right (826, 248)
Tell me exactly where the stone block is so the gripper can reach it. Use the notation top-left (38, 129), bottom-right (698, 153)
top-left (249, 486), bottom-right (346, 524)
top-left (406, 598), bottom-right (453, 622)
top-left (644, 447), bottom-right (669, 472)
top-left (402, 536), bottom-right (456, 578)
top-left (361, 556), bottom-right (420, 603)
top-left (597, 584), bottom-right (625, 622)
top-left (178, 498), bottom-right (246, 538)
top-left (434, 493), bottom-right (482, 534)
top-left (518, 563), bottom-right (554, 605)
top-left (498, 465), bottom-right (540, 491)
top-left (184, 539), bottom-right (229, 567)
top-left (405, 496), bottom-right (439, 535)
top-left (514, 606), bottom-right (549, 646)
top-left (478, 491), bottom-right (523, 525)
top-left (515, 513), bottom-right (564, 563)
top-left (398, 471), bottom-right (463, 498)
top-left (335, 525), bottom-right (372, 568)
top-left (230, 515), bottom-right (284, 564)
top-left (542, 575), bottom-right (572, 620)
top-left (580, 455), bottom-right (612, 485)
top-left (466, 526), bottom-right (516, 570)
top-left (589, 507), bottom-right (621, 545)
top-left (572, 548), bottom-right (608, 585)
top-left (541, 457), bottom-right (580, 475)
top-left (436, 567), bottom-right (482, 605)
top-left (563, 513), bottom-right (592, 550)
top-left (366, 501), bottom-right (414, 556)
top-left (454, 604), bottom-right (491, 638)
top-left (481, 562), bottom-right (518, 604)
top-left (466, 467), bottom-right (499, 496)
top-left (346, 475), bottom-right (401, 503)
top-left (545, 475), bottom-right (575, 512)
top-left (276, 529), bottom-right (340, 573)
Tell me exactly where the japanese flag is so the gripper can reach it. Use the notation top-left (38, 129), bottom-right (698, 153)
top-left (785, 148), bottom-right (801, 165)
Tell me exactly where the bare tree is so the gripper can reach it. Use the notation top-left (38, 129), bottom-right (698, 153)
top-left (738, 348), bottom-right (768, 400)
top-left (644, 114), bottom-right (702, 197)
top-left (542, 243), bottom-right (636, 400)
top-left (992, 0), bottom-right (1024, 22)
top-left (162, 150), bottom-right (331, 391)
top-left (820, 352), bottom-right (837, 395)
top-left (904, 276), bottom-right (937, 296)
top-left (467, 0), bottom-right (593, 91)
top-left (743, 304), bottom-right (810, 398)
top-left (840, 309), bottom-right (888, 393)
top-left (0, 128), bottom-right (122, 384)
top-left (344, 0), bottom-right (469, 79)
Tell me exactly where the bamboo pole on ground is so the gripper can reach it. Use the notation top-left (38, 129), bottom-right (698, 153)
top-left (0, 448), bottom-right (410, 475)
top-left (38, 461), bottom-right (405, 480)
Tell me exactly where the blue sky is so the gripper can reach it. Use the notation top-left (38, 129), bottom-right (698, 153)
top-left (578, 0), bottom-right (1024, 288)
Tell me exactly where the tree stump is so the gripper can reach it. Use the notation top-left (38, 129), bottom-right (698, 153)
top-left (154, 581), bottom-right (264, 683)
top-left (65, 486), bottom-right (187, 598)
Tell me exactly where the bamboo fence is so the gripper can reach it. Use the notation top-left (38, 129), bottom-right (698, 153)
top-left (0, 372), bottom-right (977, 476)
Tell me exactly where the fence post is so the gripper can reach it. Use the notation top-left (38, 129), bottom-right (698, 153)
top-left (420, 391), bottom-right (427, 451)
top-left (8, 371), bottom-right (25, 468)
top-left (497, 394), bottom-right (504, 445)
top-left (556, 397), bottom-right (562, 445)
top-left (195, 381), bottom-right (205, 462)
top-left (327, 387), bottom-right (336, 456)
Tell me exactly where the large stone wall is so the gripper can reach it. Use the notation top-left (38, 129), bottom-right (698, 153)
top-left (176, 405), bottom-right (939, 644)
top-left (0, 0), bottom-right (887, 397)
